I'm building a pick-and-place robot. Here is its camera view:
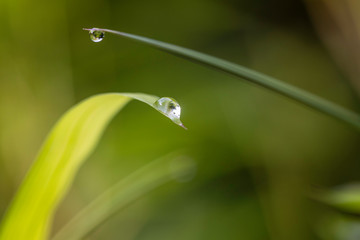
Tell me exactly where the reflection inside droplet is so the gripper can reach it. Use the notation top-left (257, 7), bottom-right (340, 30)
top-left (154, 97), bottom-right (181, 120)
top-left (154, 97), bottom-right (186, 129)
top-left (89, 29), bottom-right (105, 42)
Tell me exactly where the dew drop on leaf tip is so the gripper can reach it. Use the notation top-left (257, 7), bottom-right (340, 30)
top-left (154, 97), bottom-right (187, 130)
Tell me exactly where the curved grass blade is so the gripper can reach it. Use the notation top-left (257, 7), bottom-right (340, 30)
top-left (52, 152), bottom-right (195, 240)
top-left (0, 92), bottom-right (185, 240)
top-left (84, 27), bottom-right (360, 130)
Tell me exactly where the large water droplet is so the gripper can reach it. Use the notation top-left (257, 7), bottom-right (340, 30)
top-left (89, 29), bottom-right (105, 42)
top-left (154, 97), bottom-right (187, 129)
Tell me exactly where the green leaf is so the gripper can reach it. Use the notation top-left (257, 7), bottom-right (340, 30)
top-left (84, 28), bottom-right (360, 131)
top-left (315, 183), bottom-right (360, 214)
top-left (52, 152), bottom-right (195, 240)
top-left (0, 92), bottom-right (185, 240)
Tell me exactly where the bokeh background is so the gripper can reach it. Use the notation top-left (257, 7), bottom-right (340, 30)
top-left (1, 0), bottom-right (360, 239)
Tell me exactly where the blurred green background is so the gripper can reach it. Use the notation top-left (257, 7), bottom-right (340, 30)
top-left (1, 0), bottom-right (360, 239)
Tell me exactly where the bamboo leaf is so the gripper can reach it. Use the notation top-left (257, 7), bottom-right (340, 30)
top-left (84, 28), bottom-right (360, 130)
top-left (52, 152), bottom-right (195, 240)
top-left (0, 92), bottom-right (185, 240)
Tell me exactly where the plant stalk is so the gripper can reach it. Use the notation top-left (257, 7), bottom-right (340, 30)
top-left (84, 27), bottom-right (360, 131)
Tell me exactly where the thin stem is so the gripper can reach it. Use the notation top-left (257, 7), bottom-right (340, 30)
top-left (84, 27), bottom-right (360, 131)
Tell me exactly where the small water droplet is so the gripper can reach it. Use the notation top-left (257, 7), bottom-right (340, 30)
top-left (89, 29), bottom-right (105, 42)
top-left (154, 97), bottom-right (187, 129)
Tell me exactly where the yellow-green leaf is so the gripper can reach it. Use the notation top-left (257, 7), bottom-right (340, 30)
top-left (0, 92), bottom-right (185, 240)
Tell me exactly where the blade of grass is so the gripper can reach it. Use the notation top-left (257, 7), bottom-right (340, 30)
top-left (0, 92), bottom-right (185, 240)
top-left (52, 152), bottom-right (194, 240)
top-left (84, 27), bottom-right (360, 130)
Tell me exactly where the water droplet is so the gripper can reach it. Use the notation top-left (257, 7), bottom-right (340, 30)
top-left (154, 97), bottom-right (187, 129)
top-left (89, 29), bottom-right (105, 42)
